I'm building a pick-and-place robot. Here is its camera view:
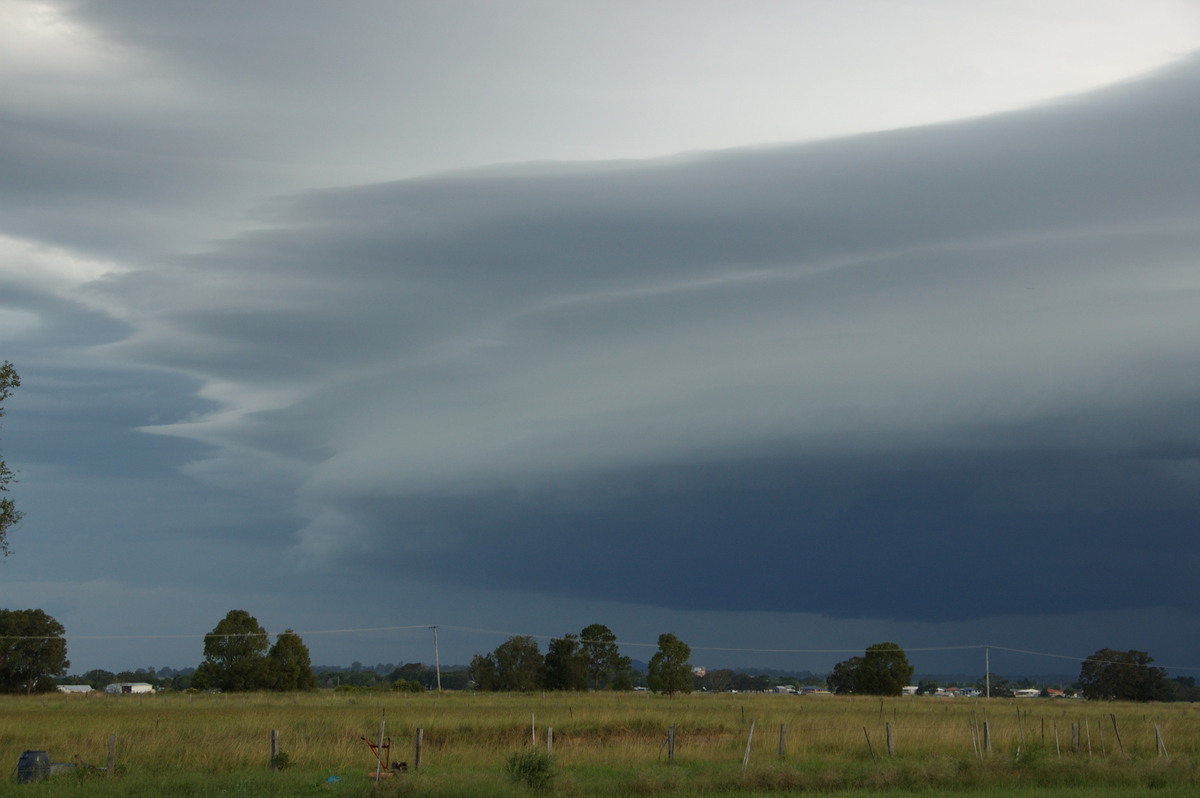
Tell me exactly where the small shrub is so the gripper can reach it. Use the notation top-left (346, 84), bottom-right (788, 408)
top-left (270, 750), bottom-right (291, 770)
top-left (392, 679), bottom-right (423, 693)
top-left (506, 748), bottom-right (555, 792)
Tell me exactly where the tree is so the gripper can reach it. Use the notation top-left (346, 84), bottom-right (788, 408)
top-left (827, 656), bottom-right (862, 694)
top-left (854, 642), bottom-right (914, 696)
top-left (468, 653), bottom-right (498, 691)
top-left (493, 635), bottom-right (545, 692)
top-left (0, 362), bottom-right (21, 555)
top-left (266, 629), bottom-right (317, 691)
top-left (0, 608), bottom-right (69, 694)
top-left (580, 623), bottom-right (633, 690)
top-left (81, 669), bottom-right (117, 691)
top-left (1079, 648), bottom-right (1169, 702)
top-left (827, 643), bottom-right (913, 696)
top-left (646, 633), bottom-right (692, 696)
top-left (702, 668), bottom-right (737, 693)
top-left (192, 610), bottom-right (270, 692)
top-left (544, 634), bottom-right (588, 691)
top-left (1167, 676), bottom-right (1200, 703)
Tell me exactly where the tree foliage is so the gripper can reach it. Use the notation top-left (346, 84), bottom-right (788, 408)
top-left (544, 634), bottom-right (588, 691)
top-left (193, 611), bottom-right (315, 692)
top-left (828, 642), bottom-right (913, 696)
top-left (493, 635), bottom-right (545, 692)
top-left (1168, 676), bottom-right (1200, 702)
top-left (193, 610), bottom-right (270, 692)
top-left (0, 362), bottom-right (21, 555)
top-left (826, 656), bottom-right (862, 694)
top-left (81, 669), bottom-right (118, 691)
top-left (580, 623), bottom-right (633, 690)
top-left (468, 653), bottom-right (498, 691)
top-left (647, 633), bottom-right (692, 696)
top-left (470, 626), bottom-right (633, 692)
top-left (1079, 648), bottom-right (1169, 701)
top-left (267, 629), bottom-right (317, 691)
top-left (0, 608), bottom-right (68, 693)
top-left (855, 642), bottom-right (914, 696)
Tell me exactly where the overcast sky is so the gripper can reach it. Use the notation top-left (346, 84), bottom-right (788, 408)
top-left (3, 0), bottom-right (1200, 678)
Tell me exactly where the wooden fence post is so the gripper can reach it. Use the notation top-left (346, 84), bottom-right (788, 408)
top-left (778, 723), bottom-right (786, 759)
top-left (983, 721), bottom-right (992, 755)
top-left (415, 727), bottom-right (423, 770)
top-left (1155, 724), bottom-right (1168, 757)
top-left (885, 722), bottom-right (895, 757)
top-left (668, 725), bottom-right (676, 763)
top-left (1110, 714), bottom-right (1125, 757)
top-left (547, 727), bottom-right (553, 756)
top-left (270, 729), bottom-right (279, 772)
top-left (863, 727), bottom-right (877, 762)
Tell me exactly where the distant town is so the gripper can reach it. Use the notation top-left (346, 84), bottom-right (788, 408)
top-left (52, 662), bottom-right (1200, 702)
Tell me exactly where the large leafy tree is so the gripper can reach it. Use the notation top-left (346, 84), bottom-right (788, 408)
top-left (0, 362), bottom-right (21, 555)
top-left (647, 633), bottom-right (692, 696)
top-left (1079, 648), bottom-right (1169, 701)
top-left (580, 623), bottom-right (633, 690)
top-left (826, 656), bottom-right (862, 694)
top-left (266, 629), bottom-right (317, 691)
top-left (544, 634), bottom-right (588, 691)
top-left (855, 642), bottom-right (914, 696)
top-left (827, 642), bottom-right (914, 696)
top-left (493, 635), bottom-right (545, 692)
top-left (192, 610), bottom-right (270, 692)
top-left (0, 608), bottom-right (68, 694)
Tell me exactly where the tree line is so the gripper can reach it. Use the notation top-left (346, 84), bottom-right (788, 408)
top-left (468, 624), bottom-right (636, 692)
top-left (0, 604), bottom-right (1193, 701)
top-left (469, 628), bottom-right (696, 695)
top-left (824, 642), bottom-right (1191, 702)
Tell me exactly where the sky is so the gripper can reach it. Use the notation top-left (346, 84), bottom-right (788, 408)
top-left (3, 0), bottom-right (1200, 679)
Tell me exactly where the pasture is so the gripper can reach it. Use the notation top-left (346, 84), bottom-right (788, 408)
top-left (1, 690), bottom-right (1198, 796)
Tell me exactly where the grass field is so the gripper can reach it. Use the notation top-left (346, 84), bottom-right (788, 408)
top-left (1, 690), bottom-right (1198, 796)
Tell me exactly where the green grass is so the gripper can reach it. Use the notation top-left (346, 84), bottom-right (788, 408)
top-left (0, 690), bottom-right (1197, 796)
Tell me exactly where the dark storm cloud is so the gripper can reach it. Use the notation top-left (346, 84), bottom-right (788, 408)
top-left (83, 54), bottom-right (1200, 622)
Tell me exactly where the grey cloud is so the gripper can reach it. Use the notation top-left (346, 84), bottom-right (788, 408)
top-left (79, 55), bottom-right (1200, 622)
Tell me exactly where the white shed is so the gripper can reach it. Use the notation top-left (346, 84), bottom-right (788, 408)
top-left (105, 682), bottom-right (156, 694)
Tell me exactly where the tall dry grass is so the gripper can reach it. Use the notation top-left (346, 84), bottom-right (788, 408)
top-left (2, 690), bottom-right (1198, 795)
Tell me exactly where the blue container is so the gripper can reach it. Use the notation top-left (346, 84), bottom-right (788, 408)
top-left (16, 750), bottom-right (50, 783)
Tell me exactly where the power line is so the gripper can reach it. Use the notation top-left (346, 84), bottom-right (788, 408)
top-left (13, 624), bottom-right (1200, 673)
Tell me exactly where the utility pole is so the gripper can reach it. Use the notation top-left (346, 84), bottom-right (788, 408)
top-left (430, 626), bottom-right (442, 691)
top-left (985, 646), bottom-right (991, 699)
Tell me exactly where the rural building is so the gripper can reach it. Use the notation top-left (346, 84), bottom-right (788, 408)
top-left (57, 684), bottom-right (93, 694)
top-left (105, 682), bottom-right (156, 694)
